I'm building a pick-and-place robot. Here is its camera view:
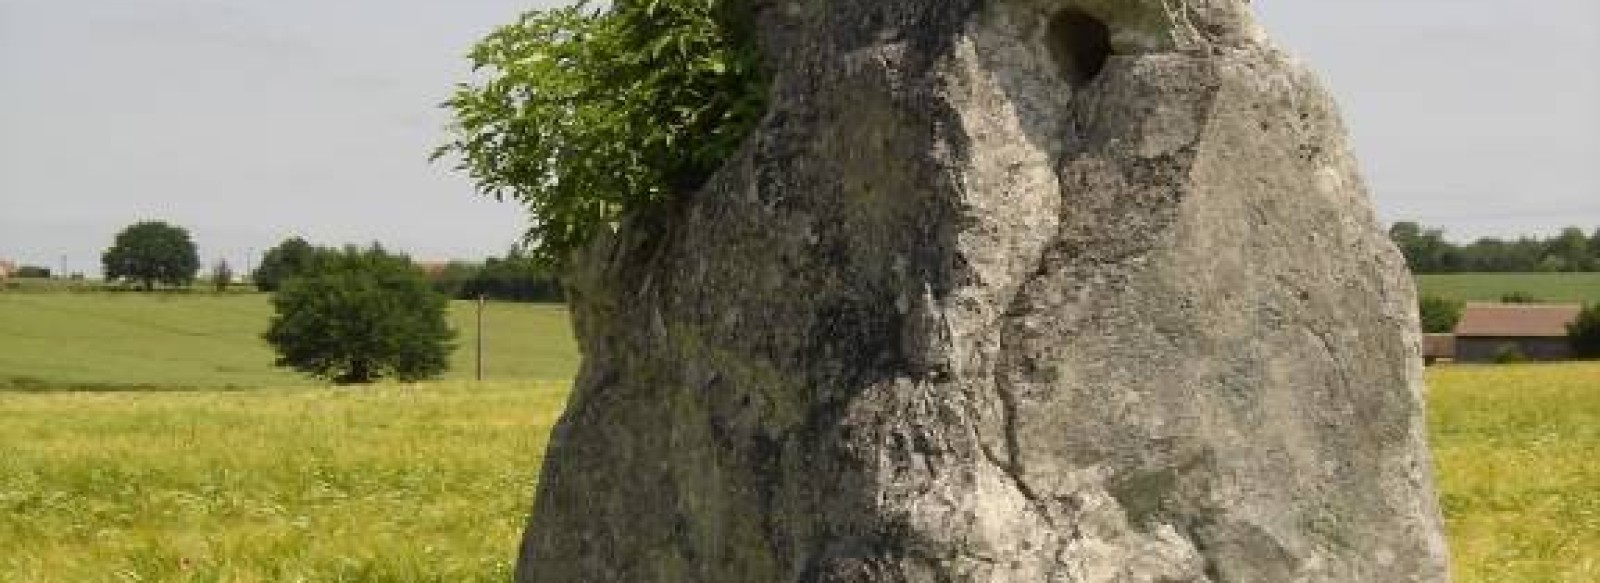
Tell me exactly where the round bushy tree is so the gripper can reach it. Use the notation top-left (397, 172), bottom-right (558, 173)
top-left (263, 245), bottom-right (454, 384)
top-left (102, 221), bottom-right (200, 290)
top-left (437, 0), bottom-right (766, 266)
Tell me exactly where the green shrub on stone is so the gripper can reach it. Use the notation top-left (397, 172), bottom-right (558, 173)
top-left (438, 0), bottom-right (766, 266)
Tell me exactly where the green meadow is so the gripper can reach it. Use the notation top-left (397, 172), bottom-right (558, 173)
top-left (0, 293), bottom-right (577, 390)
top-left (1, 290), bottom-right (1597, 581)
top-left (1417, 273), bottom-right (1600, 304)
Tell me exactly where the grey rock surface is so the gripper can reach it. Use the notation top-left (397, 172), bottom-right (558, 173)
top-left (517, 0), bottom-right (1452, 581)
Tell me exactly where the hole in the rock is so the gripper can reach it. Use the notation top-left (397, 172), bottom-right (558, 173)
top-left (1047, 10), bottom-right (1113, 88)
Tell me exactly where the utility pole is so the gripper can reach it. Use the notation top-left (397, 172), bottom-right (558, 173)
top-left (476, 294), bottom-right (486, 381)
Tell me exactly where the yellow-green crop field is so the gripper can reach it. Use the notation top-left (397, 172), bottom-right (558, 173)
top-left (0, 364), bottom-right (1593, 581)
top-left (0, 381), bottom-right (568, 582)
top-left (1430, 363), bottom-right (1600, 582)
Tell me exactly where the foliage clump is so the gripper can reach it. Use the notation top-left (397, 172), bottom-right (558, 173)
top-left (1418, 295), bottom-right (1464, 334)
top-left (253, 237), bottom-right (320, 292)
top-left (263, 245), bottom-right (454, 384)
top-left (102, 221), bottom-right (201, 290)
top-left (1570, 303), bottom-right (1600, 359)
top-left (14, 265), bottom-right (51, 279)
top-left (427, 245), bottom-right (564, 303)
top-left (1500, 291), bottom-right (1541, 304)
top-left (1493, 343), bottom-right (1528, 364)
top-left (437, 0), bottom-right (766, 266)
top-left (1389, 222), bottom-right (1600, 274)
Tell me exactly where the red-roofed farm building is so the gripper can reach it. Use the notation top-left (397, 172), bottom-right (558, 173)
top-left (1452, 303), bottom-right (1584, 363)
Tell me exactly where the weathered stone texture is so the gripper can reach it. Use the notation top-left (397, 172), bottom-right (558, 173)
top-left (517, 1), bottom-right (1451, 581)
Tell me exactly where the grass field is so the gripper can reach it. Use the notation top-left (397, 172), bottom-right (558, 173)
top-left (0, 363), bottom-right (1594, 580)
top-left (1417, 273), bottom-right (1600, 304)
top-left (0, 293), bottom-right (578, 389)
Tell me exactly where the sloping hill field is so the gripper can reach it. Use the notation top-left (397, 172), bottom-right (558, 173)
top-left (1417, 273), bottom-right (1600, 304)
top-left (0, 293), bottom-right (578, 389)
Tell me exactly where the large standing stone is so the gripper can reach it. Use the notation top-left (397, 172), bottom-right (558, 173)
top-left (517, 0), bottom-right (1451, 581)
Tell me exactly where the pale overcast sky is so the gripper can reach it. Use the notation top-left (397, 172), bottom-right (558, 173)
top-left (2, 0), bottom-right (1597, 276)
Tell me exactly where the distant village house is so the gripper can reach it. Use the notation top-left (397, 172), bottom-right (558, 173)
top-left (0, 260), bottom-right (14, 288)
top-left (1451, 303), bottom-right (1584, 362)
top-left (415, 261), bottom-right (451, 279)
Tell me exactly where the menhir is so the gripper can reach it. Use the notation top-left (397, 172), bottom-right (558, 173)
top-left (517, 1), bottom-right (1452, 581)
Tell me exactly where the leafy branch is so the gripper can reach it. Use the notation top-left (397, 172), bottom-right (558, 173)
top-left (437, 0), bottom-right (766, 267)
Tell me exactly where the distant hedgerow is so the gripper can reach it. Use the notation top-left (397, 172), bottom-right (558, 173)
top-left (437, 0), bottom-right (766, 266)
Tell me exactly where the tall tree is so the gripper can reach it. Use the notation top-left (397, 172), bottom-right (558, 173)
top-left (211, 260), bottom-right (234, 293)
top-left (253, 237), bottom-right (319, 292)
top-left (101, 221), bottom-right (200, 290)
top-left (1388, 222), bottom-right (1454, 273)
